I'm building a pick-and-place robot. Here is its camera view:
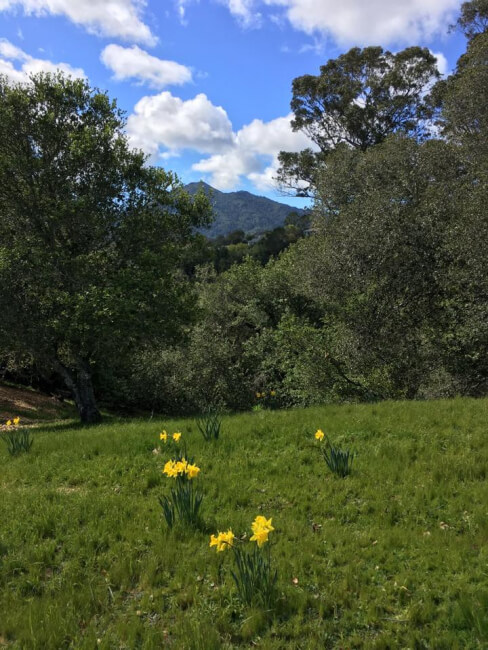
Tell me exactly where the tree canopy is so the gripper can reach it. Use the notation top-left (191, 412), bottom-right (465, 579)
top-left (277, 46), bottom-right (440, 195)
top-left (0, 73), bottom-right (211, 422)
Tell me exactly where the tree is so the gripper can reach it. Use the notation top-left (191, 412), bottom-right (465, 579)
top-left (0, 73), bottom-right (211, 422)
top-left (276, 46), bottom-right (440, 195)
top-left (430, 4), bottom-right (488, 158)
top-left (286, 136), bottom-right (469, 398)
top-left (454, 0), bottom-right (488, 39)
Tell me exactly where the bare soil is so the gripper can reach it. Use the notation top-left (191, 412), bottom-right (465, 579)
top-left (0, 383), bottom-right (74, 423)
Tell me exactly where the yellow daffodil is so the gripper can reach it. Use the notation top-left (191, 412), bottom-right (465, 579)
top-left (175, 459), bottom-right (188, 475)
top-left (250, 527), bottom-right (270, 547)
top-left (270, 390), bottom-right (276, 396)
top-left (220, 529), bottom-right (234, 549)
top-left (251, 516), bottom-right (274, 534)
top-left (13, 416), bottom-right (20, 425)
top-left (255, 392), bottom-right (261, 399)
top-left (210, 529), bottom-right (234, 552)
top-left (162, 460), bottom-right (179, 478)
top-left (186, 463), bottom-right (200, 479)
top-left (6, 420), bottom-right (11, 427)
top-left (172, 432), bottom-right (182, 442)
top-left (160, 431), bottom-right (168, 442)
top-left (315, 429), bottom-right (325, 441)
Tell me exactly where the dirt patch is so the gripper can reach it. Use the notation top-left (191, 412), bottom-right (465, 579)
top-left (0, 383), bottom-right (74, 423)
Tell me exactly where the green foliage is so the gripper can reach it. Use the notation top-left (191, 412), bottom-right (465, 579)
top-left (159, 479), bottom-right (204, 529)
top-left (196, 408), bottom-right (222, 441)
top-left (455, 0), bottom-right (488, 39)
top-left (277, 46), bottom-right (439, 194)
top-left (2, 427), bottom-right (33, 456)
top-left (322, 441), bottom-right (355, 478)
top-left (0, 73), bottom-right (211, 422)
top-left (231, 544), bottom-right (278, 608)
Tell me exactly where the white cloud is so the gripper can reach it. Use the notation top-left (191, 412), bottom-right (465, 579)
top-left (262, 0), bottom-right (459, 46)
top-left (101, 45), bottom-right (192, 89)
top-left (220, 0), bottom-right (261, 27)
top-left (0, 0), bottom-right (155, 45)
top-left (193, 114), bottom-right (314, 190)
top-left (126, 91), bottom-right (235, 157)
top-left (431, 50), bottom-right (449, 76)
top-left (0, 38), bottom-right (85, 84)
top-left (178, 0), bottom-right (261, 27)
top-left (126, 86), bottom-right (314, 191)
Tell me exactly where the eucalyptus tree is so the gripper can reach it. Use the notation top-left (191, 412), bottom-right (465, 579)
top-left (276, 46), bottom-right (440, 195)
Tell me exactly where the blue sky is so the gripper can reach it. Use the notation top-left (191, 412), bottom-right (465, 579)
top-left (0, 0), bottom-right (467, 208)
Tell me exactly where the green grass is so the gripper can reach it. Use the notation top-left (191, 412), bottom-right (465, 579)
top-left (1, 397), bottom-right (488, 648)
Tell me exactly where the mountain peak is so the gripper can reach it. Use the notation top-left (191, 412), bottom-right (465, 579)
top-left (185, 182), bottom-right (308, 237)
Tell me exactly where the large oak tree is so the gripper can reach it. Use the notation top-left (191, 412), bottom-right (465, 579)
top-left (0, 73), bottom-right (211, 422)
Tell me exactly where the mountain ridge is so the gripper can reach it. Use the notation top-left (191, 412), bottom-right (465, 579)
top-left (185, 181), bottom-right (308, 237)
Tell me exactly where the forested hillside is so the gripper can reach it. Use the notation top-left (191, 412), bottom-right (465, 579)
top-left (0, 1), bottom-right (487, 422)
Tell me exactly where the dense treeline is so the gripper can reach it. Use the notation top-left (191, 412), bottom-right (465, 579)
top-left (1, 1), bottom-right (486, 420)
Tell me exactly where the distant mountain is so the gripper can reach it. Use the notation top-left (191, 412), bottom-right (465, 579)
top-left (185, 181), bottom-right (309, 237)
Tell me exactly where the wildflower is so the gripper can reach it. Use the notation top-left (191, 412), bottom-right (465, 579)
top-left (163, 460), bottom-right (179, 478)
top-left (210, 529), bottom-right (234, 552)
top-left (172, 432), bottom-right (182, 442)
top-left (160, 431), bottom-right (168, 442)
top-left (262, 392), bottom-right (266, 398)
top-left (250, 527), bottom-right (270, 547)
top-left (252, 516), bottom-right (274, 534)
top-left (175, 459), bottom-right (188, 475)
top-left (13, 416), bottom-right (20, 425)
top-left (6, 420), bottom-right (11, 427)
top-left (186, 463), bottom-right (200, 479)
top-left (220, 529), bottom-right (234, 549)
top-left (270, 390), bottom-right (276, 397)
top-left (315, 429), bottom-right (325, 441)
top-left (255, 392), bottom-right (261, 399)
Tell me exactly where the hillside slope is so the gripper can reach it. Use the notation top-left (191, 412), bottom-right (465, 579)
top-left (0, 383), bottom-right (77, 423)
top-left (185, 181), bottom-right (309, 237)
top-left (1, 397), bottom-right (487, 647)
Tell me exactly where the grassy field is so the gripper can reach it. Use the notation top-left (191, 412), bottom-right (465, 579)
top-left (1, 397), bottom-right (487, 649)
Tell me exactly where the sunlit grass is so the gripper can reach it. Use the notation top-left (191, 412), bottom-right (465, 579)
top-left (1, 397), bottom-right (487, 648)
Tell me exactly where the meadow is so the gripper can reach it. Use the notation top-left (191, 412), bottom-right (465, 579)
top-left (1, 397), bottom-right (488, 649)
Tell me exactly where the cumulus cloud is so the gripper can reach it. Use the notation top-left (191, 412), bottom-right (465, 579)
top-left (193, 114), bottom-right (314, 190)
top-left (0, 0), bottom-right (155, 45)
top-left (126, 87), bottom-right (314, 191)
top-left (254, 0), bottom-right (459, 46)
top-left (126, 91), bottom-right (235, 157)
top-left (101, 45), bottom-right (192, 89)
top-left (0, 38), bottom-right (85, 84)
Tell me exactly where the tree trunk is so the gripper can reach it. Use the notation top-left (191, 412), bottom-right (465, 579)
top-left (55, 358), bottom-right (102, 424)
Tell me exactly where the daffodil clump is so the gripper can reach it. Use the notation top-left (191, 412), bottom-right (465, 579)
top-left (2, 417), bottom-right (32, 456)
top-left (163, 458), bottom-right (200, 480)
top-left (159, 456), bottom-right (203, 528)
top-left (5, 416), bottom-right (20, 428)
top-left (255, 390), bottom-right (276, 400)
top-left (254, 390), bottom-right (278, 412)
top-left (314, 428), bottom-right (355, 477)
top-left (210, 516), bottom-right (278, 607)
top-left (209, 529), bottom-right (234, 552)
top-left (159, 430), bottom-right (182, 443)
